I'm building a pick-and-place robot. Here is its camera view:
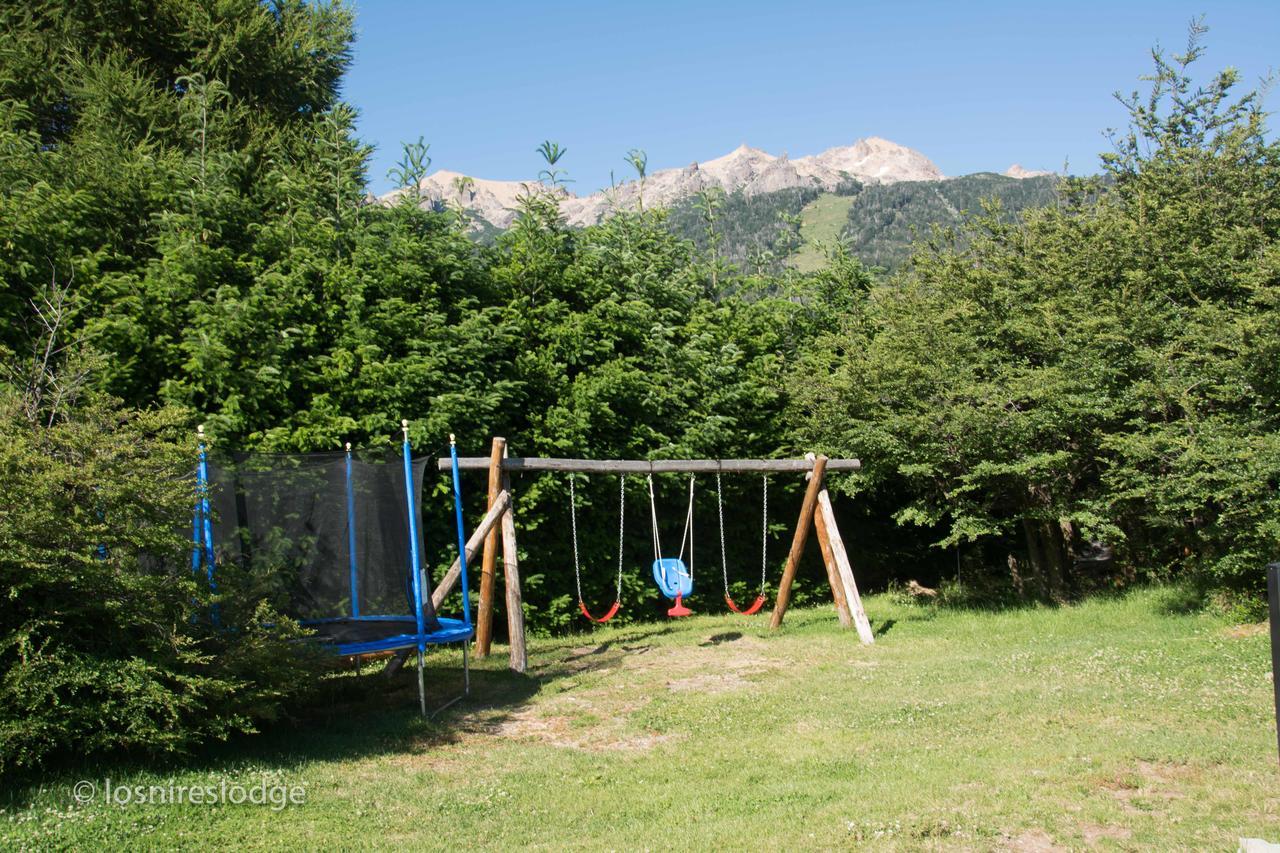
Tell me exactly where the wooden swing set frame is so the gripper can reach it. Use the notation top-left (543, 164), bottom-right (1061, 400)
top-left (432, 438), bottom-right (875, 674)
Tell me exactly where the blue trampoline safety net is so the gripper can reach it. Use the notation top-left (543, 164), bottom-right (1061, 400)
top-left (204, 451), bottom-right (442, 634)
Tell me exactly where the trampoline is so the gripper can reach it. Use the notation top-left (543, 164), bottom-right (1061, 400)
top-left (191, 422), bottom-right (475, 714)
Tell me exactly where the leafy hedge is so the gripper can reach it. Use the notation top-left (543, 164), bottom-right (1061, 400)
top-left (0, 386), bottom-right (322, 774)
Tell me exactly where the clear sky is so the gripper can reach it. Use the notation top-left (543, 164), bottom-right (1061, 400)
top-left (344, 1), bottom-right (1280, 195)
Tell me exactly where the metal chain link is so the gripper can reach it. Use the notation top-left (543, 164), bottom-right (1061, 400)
top-left (650, 473), bottom-right (695, 581)
top-left (720, 471), bottom-right (769, 595)
top-left (760, 474), bottom-right (769, 593)
top-left (569, 473), bottom-right (583, 603)
top-left (717, 469), bottom-right (729, 595)
top-left (682, 474), bottom-right (694, 580)
top-left (614, 475), bottom-right (625, 598)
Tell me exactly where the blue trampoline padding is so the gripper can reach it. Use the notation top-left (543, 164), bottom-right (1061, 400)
top-left (305, 617), bottom-right (474, 656)
top-left (652, 557), bottom-right (693, 599)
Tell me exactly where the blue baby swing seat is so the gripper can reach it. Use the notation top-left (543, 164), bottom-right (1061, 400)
top-left (652, 557), bottom-right (693, 599)
top-left (647, 474), bottom-right (695, 617)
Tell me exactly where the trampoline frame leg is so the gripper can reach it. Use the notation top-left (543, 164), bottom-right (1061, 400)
top-left (423, 643), bottom-right (473, 720)
top-left (416, 649), bottom-right (426, 717)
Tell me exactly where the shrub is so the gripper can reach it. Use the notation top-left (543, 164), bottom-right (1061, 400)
top-left (0, 372), bottom-right (322, 774)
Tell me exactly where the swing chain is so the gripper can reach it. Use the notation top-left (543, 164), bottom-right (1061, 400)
top-left (615, 474), bottom-right (625, 598)
top-left (683, 474), bottom-right (694, 579)
top-left (646, 473), bottom-right (662, 562)
top-left (717, 471), bottom-right (769, 598)
top-left (649, 472), bottom-right (695, 578)
top-left (572, 473), bottom-right (626, 606)
top-left (717, 469), bottom-right (728, 596)
top-left (760, 474), bottom-right (768, 594)
top-left (569, 473), bottom-right (583, 604)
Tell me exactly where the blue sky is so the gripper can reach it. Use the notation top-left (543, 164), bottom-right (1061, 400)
top-left (345, 2), bottom-right (1280, 195)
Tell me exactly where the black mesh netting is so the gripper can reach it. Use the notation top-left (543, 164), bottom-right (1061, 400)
top-left (206, 451), bottom-right (441, 631)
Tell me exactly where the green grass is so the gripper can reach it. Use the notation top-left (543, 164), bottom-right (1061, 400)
top-left (791, 193), bottom-right (856, 272)
top-left (3, 588), bottom-right (1276, 849)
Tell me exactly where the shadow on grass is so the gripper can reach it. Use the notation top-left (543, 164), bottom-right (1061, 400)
top-left (4, 620), bottom-right (718, 807)
top-left (873, 618), bottom-right (896, 638)
top-left (548, 625), bottom-right (675, 658)
top-left (3, 628), bottom-right (688, 805)
top-left (0, 654), bottom-right (537, 805)
top-left (1154, 582), bottom-right (1213, 615)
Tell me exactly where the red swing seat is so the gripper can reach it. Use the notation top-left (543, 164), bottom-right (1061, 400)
top-left (725, 593), bottom-right (767, 615)
top-left (569, 473), bottom-right (628, 626)
top-left (579, 599), bottom-right (621, 623)
top-left (714, 472), bottom-right (771, 616)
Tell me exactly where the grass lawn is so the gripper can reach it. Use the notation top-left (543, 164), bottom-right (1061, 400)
top-left (791, 193), bottom-right (856, 272)
top-left (2, 587), bottom-right (1276, 850)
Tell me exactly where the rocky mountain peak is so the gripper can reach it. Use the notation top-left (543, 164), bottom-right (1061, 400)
top-left (1004, 164), bottom-right (1053, 179)
top-left (379, 137), bottom-right (1044, 229)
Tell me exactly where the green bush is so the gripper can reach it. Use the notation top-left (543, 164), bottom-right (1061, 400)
top-left (0, 381), bottom-right (322, 774)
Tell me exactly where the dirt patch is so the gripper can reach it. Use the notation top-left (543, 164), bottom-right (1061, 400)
top-left (1007, 828), bottom-right (1064, 851)
top-left (486, 705), bottom-right (679, 753)
top-left (1082, 823), bottom-right (1132, 846)
top-left (625, 640), bottom-right (772, 681)
top-left (666, 672), bottom-right (753, 694)
top-left (1098, 760), bottom-right (1195, 814)
top-left (432, 630), bottom-right (781, 756)
top-left (1224, 623), bottom-right (1268, 638)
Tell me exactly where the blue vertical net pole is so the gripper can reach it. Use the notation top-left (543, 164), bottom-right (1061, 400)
top-left (448, 434), bottom-right (473, 629)
top-left (196, 426), bottom-right (219, 626)
top-left (400, 421), bottom-right (426, 641)
top-left (345, 442), bottom-right (359, 618)
top-left (191, 471), bottom-right (203, 575)
top-left (401, 420), bottom-right (428, 716)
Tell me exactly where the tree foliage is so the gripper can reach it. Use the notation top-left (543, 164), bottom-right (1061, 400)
top-left (839, 173), bottom-right (1061, 271)
top-left (791, 26), bottom-right (1280, 599)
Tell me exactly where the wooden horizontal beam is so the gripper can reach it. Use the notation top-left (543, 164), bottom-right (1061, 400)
top-left (435, 457), bottom-right (861, 474)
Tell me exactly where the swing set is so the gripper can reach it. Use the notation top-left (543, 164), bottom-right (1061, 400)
top-left (568, 471), bottom-right (771, 621)
top-left (439, 441), bottom-right (875, 671)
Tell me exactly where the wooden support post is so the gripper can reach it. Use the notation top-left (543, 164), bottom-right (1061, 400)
top-left (807, 455), bottom-right (852, 628)
top-left (814, 523), bottom-right (853, 627)
top-left (475, 437), bottom-right (506, 657)
top-left (816, 488), bottom-right (875, 645)
top-left (770, 455), bottom-right (828, 630)
top-left (431, 490), bottom-right (511, 610)
top-left (501, 443), bottom-right (527, 674)
top-left (814, 514), bottom-right (853, 627)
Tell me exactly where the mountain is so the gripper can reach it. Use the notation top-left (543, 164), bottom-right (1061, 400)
top-left (382, 137), bottom-right (956, 228)
top-left (793, 136), bottom-right (945, 184)
top-left (379, 139), bottom-right (1062, 273)
top-left (1003, 163), bottom-right (1054, 179)
top-left (381, 169), bottom-right (561, 230)
top-left (662, 172), bottom-right (1061, 275)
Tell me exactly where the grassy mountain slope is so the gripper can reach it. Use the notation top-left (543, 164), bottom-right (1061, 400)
top-left (792, 193), bottom-right (859, 272)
